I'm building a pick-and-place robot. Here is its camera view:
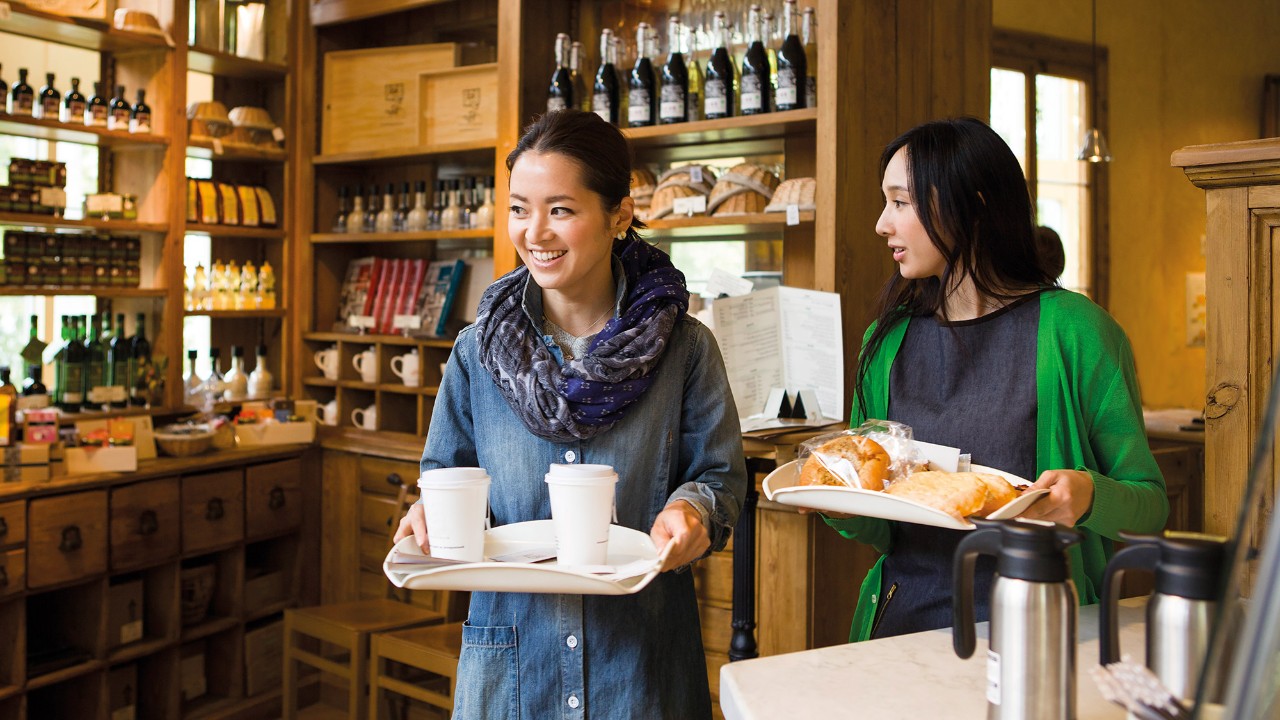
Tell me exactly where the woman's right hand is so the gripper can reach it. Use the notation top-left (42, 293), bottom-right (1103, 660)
top-left (394, 502), bottom-right (428, 550)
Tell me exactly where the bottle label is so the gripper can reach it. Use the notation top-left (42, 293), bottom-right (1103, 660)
top-left (14, 94), bottom-right (33, 116)
top-left (62, 100), bottom-right (86, 124)
top-left (592, 93), bottom-right (612, 120)
top-left (777, 69), bottom-right (799, 106)
top-left (659, 84), bottom-right (686, 121)
top-left (110, 385), bottom-right (127, 403)
top-left (88, 105), bottom-right (108, 127)
top-left (108, 108), bottom-right (130, 131)
top-left (628, 89), bottom-right (651, 123)
top-left (130, 112), bottom-right (151, 134)
top-left (741, 75), bottom-right (763, 112)
top-left (986, 649), bottom-right (1001, 705)
top-left (89, 386), bottom-right (112, 404)
top-left (38, 97), bottom-right (59, 119)
top-left (806, 77), bottom-right (817, 108)
top-left (547, 97), bottom-right (567, 113)
top-left (705, 80), bottom-right (728, 116)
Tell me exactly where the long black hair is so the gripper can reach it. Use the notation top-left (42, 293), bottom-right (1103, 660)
top-left (854, 117), bottom-right (1051, 419)
top-left (506, 109), bottom-right (646, 243)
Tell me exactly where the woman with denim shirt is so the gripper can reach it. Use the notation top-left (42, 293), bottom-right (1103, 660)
top-left (395, 109), bottom-right (747, 719)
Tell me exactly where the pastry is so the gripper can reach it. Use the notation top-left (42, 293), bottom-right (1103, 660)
top-left (884, 471), bottom-right (1019, 521)
top-left (799, 435), bottom-right (891, 491)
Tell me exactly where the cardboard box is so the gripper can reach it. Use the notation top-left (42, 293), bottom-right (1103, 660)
top-left (234, 421), bottom-right (315, 447)
top-left (321, 42), bottom-right (458, 156)
top-left (74, 416), bottom-right (157, 460)
top-left (66, 446), bottom-right (138, 475)
top-left (108, 579), bottom-right (145, 648)
top-left (2, 443), bottom-right (50, 465)
top-left (244, 568), bottom-right (286, 612)
top-left (244, 620), bottom-right (283, 697)
top-left (418, 63), bottom-right (498, 147)
top-left (2, 464), bottom-right (50, 483)
top-left (109, 663), bottom-right (138, 720)
top-left (180, 642), bottom-right (207, 703)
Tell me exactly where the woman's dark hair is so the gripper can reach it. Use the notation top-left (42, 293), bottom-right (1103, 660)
top-left (855, 116), bottom-right (1050, 419)
top-left (506, 109), bottom-right (646, 241)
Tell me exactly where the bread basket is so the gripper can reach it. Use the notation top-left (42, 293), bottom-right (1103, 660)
top-left (763, 176), bottom-right (817, 213)
top-left (648, 164), bottom-right (717, 219)
top-left (187, 101), bottom-right (232, 140)
top-left (631, 167), bottom-right (657, 221)
top-left (708, 163), bottom-right (780, 216)
top-left (114, 9), bottom-right (165, 37)
top-left (229, 106), bottom-right (276, 131)
top-left (154, 424), bottom-right (216, 457)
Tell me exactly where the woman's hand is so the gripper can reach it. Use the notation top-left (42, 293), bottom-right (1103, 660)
top-left (394, 502), bottom-right (429, 551)
top-left (650, 501), bottom-right (710, 571)
top-left (1020, 469), bottom-right (1095, 526)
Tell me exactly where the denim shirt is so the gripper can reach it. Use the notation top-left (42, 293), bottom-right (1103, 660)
top-left (421, 314), bottom-right (747, 720)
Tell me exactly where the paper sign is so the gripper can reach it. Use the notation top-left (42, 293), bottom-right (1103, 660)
top-left (786, 204), bottom-right (800, 226)
top-left (211, 139), bottom-right (223, 155)
top-left (704, 268), bottom-right (755, 298)
top-left (912, 440), bottom-right (962, 472)
top-left (392, 314), bottom-right (422, 330)
top-left (272, 126), bottom-right (286, 142)
top-left (348, 314), bottom-right (376, 329)
top-left (120, 619), bottom-right (144, 644)
top-left (671, 194), bottom-right (707, 216)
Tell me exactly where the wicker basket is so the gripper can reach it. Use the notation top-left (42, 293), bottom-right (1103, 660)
top-left (154, 425), bottom-right (215, 457)
top-left (180, 564), bottom-right (217, 625)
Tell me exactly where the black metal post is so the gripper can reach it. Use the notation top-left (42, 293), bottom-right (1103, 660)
top-left (728, 459), bottom-right (764, 661)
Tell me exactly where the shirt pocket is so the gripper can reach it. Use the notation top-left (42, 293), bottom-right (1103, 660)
top-left (454, 622), bottom-right (520, 720)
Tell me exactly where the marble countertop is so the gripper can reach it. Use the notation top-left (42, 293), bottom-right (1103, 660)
top-left (721, 598), bottom-right (1148, 720)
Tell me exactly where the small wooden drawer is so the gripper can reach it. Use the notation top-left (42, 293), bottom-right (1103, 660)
top-left (0, 499), bottom-right (25, 547)
top-left (110, 477), bottom-right (181, 571)
top-left (0, 548), bottom-right (24, 598)
top-left (360, 494), bottom-right (403, 537)
top-left (28, 490), bottom-right (108, 589)
top-left (182, 469), bottom-right (245, 554)
top-left (245, 458), bottom-right (303, 539)
top-left (359, 456), bottom-right (419, 498)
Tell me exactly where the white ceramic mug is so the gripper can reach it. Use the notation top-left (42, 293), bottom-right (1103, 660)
top-left (352, 349), bottom-right (377, 384)
top-left (351, 404), bottom-right (377, 430)
top-left (391, 351), bottom-right (420, 387)
top-left (316, 399), bottom-right (338, 426)
top-left (313, 346), bottom-right (339, 380)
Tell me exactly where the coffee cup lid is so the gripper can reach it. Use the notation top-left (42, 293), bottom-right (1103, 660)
top-left (420, 467), bottom-right (490, 487)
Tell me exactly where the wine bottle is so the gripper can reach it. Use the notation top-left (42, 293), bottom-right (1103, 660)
top-left (570, 40), bottom-right (588, 112)
top-left (108, 85), bottom-right (131, 131)
top-left (0, 65), bottom-right (8, 116)
top-left (628, 23), bottom-right (657, 127)
top-left (20, 315), bottom-right (47, 401)
top-left (363, 185), bottom-right (377, 233)
top-left (85, 313), bottom-right (109, 410)
top-left (426, 180), bottom-right (443, 231)
top-left (62, 316), bottom-right (86, 413)
top-left (52, 316), bottom-right (68, 411)
top-left (110, 312), bottom-right (128, 408)
top-left (86, 82), bottom-right (108, 127)
top-left (0, 367), bottom-right (16, 446)
top-left (184, 349), bottom-right (202, 404)
top-left (36, 73), bottom-right (60, 120)
top-left (685, 22), bottom-right (702, 122)
top-left (128, 312), bottom-right (150, 406)
top-left (10, 68), bottom-right (34, 117)
top-left (334, 185), bottom-right (349, 233)
top-left (704, 12), bottom-right (735, 120)
top-left (659, 16), bottom-right (689, 124)
top-left (776, 0), bottom-right (807, 110)
top-left (592, 28), bottom-right (620, 125)
top-left (406, 180), bottom-right (428, 231)
top-left (130, 88), bottom-right (152, 133)
top-left (394, 181), bottom-right (410, 232)
top-left (802, 6), bottom-right (817, 108)
top-left (375, 184), bottom-right (396, 233)
top-left (223, 345), bottom-right (248, 401)
top-left (346, 184), bottom-right (366, 233)
top-left (547, 33), bottom-right (573, 113)
top-left (740, 5), bottom-right (772, 115)
top-left (62, 77), bottom-right (87, 124)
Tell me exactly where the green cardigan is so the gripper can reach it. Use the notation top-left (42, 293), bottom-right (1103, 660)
top-left (826, 289), bottom-right (1169, 642)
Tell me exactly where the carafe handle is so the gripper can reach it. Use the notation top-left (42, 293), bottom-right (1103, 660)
top-left (1100, 539), bottom-right (1160, 665)
top-left (952, 526), bottom-right (1003, 659)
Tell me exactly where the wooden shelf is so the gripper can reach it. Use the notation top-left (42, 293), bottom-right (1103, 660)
top-left (183, 695), bottom-right (241, 720)
top-left (0, 116), bottom-right (169, 147)
top-left (303, 331), bottom-right (453, 348)
top-left (622, 108), bottom-right (817, 149)
top-left (310, 228), bottom-right (492, 244)
top-left (187, 47), bottom-right (289, 80)
top-left (107, 636), bottom-right (173, 665)
top-left (0, 212), bottom-right (168, 233)
top-left (184, 224), bottom-right (286, 239)
top-left (311, 0), bottom-right (451, 26)
top-left (0, 286), bottom-right (167, 298)
top-left (244, 598), bottom-right (295, 623)
top-left (50, 404), bottom-right (185, 427)
top-left (643, 211), bottom-right (815, 239)
top-left (2, 4), bottom-right (173, 52)
top-left (180, 616), bottom-right (240, 643)
top-left (0, 684), bottom-right (20, 702)
top-left (313, 140), bottom-right (495, 166)
top-left (301, 377), bottom-right (338, 388)
top-left (186, 139), bottom-right (288, 163)
top-left (185, 309), bottom-right (286, 319)
top-left (377, 383), bottom-right (437, 396)
top-left (24, 658), bottom-right (105, 691)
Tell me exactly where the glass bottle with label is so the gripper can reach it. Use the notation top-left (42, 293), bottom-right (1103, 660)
top-left (192, 262), bottom-right (210, 310)
top-left (460, 177), bottom-right (476, 229)
top-left (226, 259), bottom-right (242, 308)
top-left (62, 316), bottom-right (86, 413)
top-left (86, 82), bottom-right (108, 127)
top-left (659, 16), bottom-right (689, 124)
top-left (592, 28), bottom-right (620, 125)
top-left (547, 33), bottom-right (573, 113)
top-left (628, 23), bottom-right (657, 127)
top-left (406, 180), bottom-right (429, 231)
top-left (570, 40), bottom-right (588, 112)
top-left (10, 68), bottom-right (34, 117)
top-left (62, 77), bottom-right (87, 124)
top-left (184, 349), bottom-right (203, 404)
top-left (704, 11), bottom-right (735, 120)
top-left (334, 185), bottom-right (349, 232)
top-left (108, 85), bottom-right (131, 131)
top-left (346, 184), bottom-right (366, 234)
top-left (129, 312), bottom-right (151, 406)
top-left (110, 312), bottom-right (128, 408)
top-left (202, 346), bottom-right (225, 403)
top-left (210, 259), bottom-right (229, 310)
top-left (36, 73), bottom-right (60, 120)
top-left (440, 180), bottom-right (462, 230)
top-left (223, 345), bottom-right (249, 401)
top-left (258, 261), bottom-right (276, 309)
top-left (802, 6), bottom-right (818, 108)
top-left (0, 367), bottom-right (16, 446)
top-left (240, 260), bottom-right (258, 309)
top-left (0, 65), bottom-right (7, 113)
top-left (762, 10), bottom-right (778, 101)
top-left (130, 89), bottom-right (152, 133)
top-left (776, 0), bottom-right (807, 110)
top-left (375, 184), bottom-right (396, 233)
top-left (740, 6), bottom-right (771, 115)
top-left (248, 344), bottom-right (273, 399)
top-left (426, 180), bottom-right (444, 231)
top-left (685, 22), bottom-right (702, 122)
top-left (20, 314), bottom-right (47, 402)
top-left (394, 181), bottom-right (410, 232)
top-left (473, 177), bottom-right (495, 229)
top-left (85, 314), bottom-right (109, 410)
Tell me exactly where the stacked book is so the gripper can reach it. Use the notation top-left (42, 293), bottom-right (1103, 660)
top-left (337, 257), bottom-right (468, 337)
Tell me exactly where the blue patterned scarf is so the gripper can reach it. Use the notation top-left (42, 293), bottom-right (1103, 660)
top-left (474, 237), bottom-right (689, 442)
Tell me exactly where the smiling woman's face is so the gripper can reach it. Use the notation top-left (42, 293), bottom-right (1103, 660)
top-left (876, 146), bottom-right (947, 280)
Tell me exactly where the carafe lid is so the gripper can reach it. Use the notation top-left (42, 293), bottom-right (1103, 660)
top-left (987, 518), bottom-right (1081, 582)
top-left (1140, 531), bottom-right (1229, 601)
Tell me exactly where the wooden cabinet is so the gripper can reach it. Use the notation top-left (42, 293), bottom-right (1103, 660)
top-left (110, 477), bottom-right (181, 572)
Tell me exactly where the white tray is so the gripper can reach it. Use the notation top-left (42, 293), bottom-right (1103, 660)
top-left (383, 520), bottom-right (667, 595)
top-left (762, 459), bottom-right (1049, 530)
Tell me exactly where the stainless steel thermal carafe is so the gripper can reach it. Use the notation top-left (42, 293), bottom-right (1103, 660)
top-left (953, 518), bottom-right (1082, 720)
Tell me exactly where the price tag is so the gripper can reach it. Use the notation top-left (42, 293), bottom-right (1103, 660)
top-left (348, 315), bottom-right (376, 330)
top-left (211, 138), bottom-right (224, 155)
top-left (671, 194), bottom-right (707, 217)
top-left (689, 166), bottom-right (703, 184)
top-left (392, 314), bottom-right (422, 331)
top-left (120, 620), bottom-right (144, 645)
top-left (785, 204), bottom-right (801, 226)
top-left (0, 4), bottom-right (11, 21)
top-left (272, 126), bottom-right (286, 143)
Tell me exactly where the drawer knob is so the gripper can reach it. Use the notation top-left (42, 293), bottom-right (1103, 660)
top-left (386, 472), bottom-right (403, 488)
top-left (268, 486), bottom-right (286, 510)
top-left (206, 498), bottom-right (225, 521)
top-left (60, 525), bottom-right (83, 552)
top-left (138, 510), bottom-right (159, 536)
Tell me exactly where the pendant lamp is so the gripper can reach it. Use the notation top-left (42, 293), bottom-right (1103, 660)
top-left (1078, 0), bottom-right (1111, 162)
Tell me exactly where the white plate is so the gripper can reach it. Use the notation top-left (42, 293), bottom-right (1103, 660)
top-left (383, 520), bottom-right (666, 596)
top-left (762, 460), bottom-right (1049, 530)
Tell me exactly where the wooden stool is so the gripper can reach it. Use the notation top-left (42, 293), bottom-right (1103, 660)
top-left (283, 600), bottom-right (445, 719)
top-left (369, 622), bottom-right (465, 718)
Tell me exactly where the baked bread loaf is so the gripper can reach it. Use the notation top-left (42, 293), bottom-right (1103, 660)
top-left (885, 471), bottom-right (1019, 521)
top-left (763, 176), bottom-right (816, 213)
top-left (707, 163), bottom-right (780, 216)
top-left (798, 435), bottom-right (891, 491)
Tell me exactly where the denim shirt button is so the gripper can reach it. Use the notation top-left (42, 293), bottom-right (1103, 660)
top-left (566, 634), bottom-right (578, 649)
top-left (564, 450), bottom-right (577, 463)
top-left (567, 695), bottom-right (580, 709)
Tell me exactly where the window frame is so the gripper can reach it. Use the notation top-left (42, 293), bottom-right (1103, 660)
top-left (993, 28), bottom-right (1111, 308)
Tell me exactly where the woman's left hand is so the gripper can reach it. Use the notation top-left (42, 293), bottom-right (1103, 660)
top-left (650, 501), bottom-right (710, 571)
top-left (1020, 469), bottom-right (1095, 526)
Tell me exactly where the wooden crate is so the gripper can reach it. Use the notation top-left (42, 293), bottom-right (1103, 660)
top-left (322, 42), bottom-right (459, 156)
top-left (418, 63), bottom-right (499, 148)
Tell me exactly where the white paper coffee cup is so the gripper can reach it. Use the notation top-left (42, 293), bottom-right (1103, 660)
top-left (545, 464), bottom-right (618, 566)
top-left (419, 467), bottom-right (490, 562)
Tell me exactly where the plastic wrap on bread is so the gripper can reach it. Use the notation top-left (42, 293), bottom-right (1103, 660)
top-left (797, 420), bottom-right (922, 490)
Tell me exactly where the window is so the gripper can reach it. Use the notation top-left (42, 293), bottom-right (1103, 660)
top-left (991, 30), bottom-right (1109, 304)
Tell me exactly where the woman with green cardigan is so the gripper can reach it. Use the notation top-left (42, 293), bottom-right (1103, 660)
top-left (823, 117), bottom-right (1168, 642)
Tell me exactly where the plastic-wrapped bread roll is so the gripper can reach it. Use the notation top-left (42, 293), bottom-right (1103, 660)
top-left (798, 435), bottom-right (891, 491)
